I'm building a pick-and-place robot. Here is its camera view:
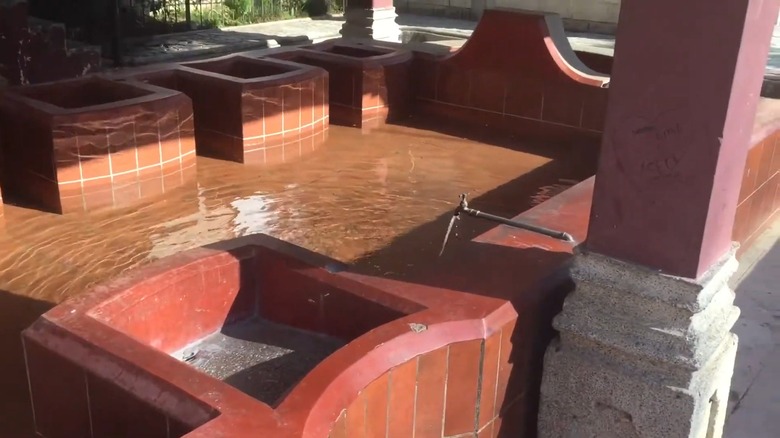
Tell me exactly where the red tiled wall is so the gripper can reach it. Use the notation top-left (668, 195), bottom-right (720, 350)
top-left (255, 265), bottom-right (420, 341)
top-left (267, 45), bottom-right (411, 129)
top-left (169, 61), bottom-right (330, 165)
top-left (56, 96), bottom-right (196, 212)
top-left (410, 10), bottom-right (609, 147)
top-left (92, 243), bottom-right (422, 354)
top-left (734, 131), bottom-right (780, 254)
top-left (0, 84), bottom-right (196, 214)
top-left (328, 321), bottom-right (521, 438)
top-left (23, 334), bottom-right (200, 438)
top-left (91, 248), bottom-right (258, 354)
top-left (239, 76), bottom-right (330, 165)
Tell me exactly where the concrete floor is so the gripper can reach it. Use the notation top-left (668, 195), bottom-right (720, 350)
top-left (725, 218), bottom-right (780, 438)
top-left (124, 13), bottom-right (780, 76)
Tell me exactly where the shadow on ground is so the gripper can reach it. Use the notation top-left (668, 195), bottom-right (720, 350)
top-left (726, 231), bottom-right (780, 438)
top-left (0, 289), bottom-right (54, 438)
top-left (350, 118), bottom-right (598, 437)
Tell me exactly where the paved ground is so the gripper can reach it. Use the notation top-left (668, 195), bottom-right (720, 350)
top-left (725, 219), bottom-right (780, 438)
top-left (122, 13), bottom-right (780, 77)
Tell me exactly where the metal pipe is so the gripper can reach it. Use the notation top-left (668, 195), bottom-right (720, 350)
top-left (454, 194), bottom-right (575, 242)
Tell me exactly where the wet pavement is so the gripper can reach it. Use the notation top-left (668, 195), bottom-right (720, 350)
top-left (0, 120), bottom-right (594, 436)
top-left (174, 318), bottom-right (345, 407)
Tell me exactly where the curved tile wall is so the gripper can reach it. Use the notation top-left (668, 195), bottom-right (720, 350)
top-left (266, 42), bottom-right (412, 130)
top-left (410, 9), bottom-right (610, 148)
top-left (0, 76), bottom-right (196, 213)
top-left (123, 56), bottom-right (330, 166)
top-left (22, 235), bottom-right (543, 438)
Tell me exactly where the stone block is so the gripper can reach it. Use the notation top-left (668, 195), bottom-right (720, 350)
top-left (539, 249), bottom-right (741, 438)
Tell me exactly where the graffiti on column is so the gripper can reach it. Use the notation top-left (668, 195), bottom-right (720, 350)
top-left (612, 105), bottom-right (702, 190)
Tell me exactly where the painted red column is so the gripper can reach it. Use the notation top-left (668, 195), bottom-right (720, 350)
top-left (346, 0), bottom-right (393, 8)
top-left (586, 0), bottom-right (780, 278)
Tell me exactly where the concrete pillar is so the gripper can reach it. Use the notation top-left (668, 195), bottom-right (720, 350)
top-left (538, 0), bottom-right (780, 437)
top-left (339, 0), bottom-right (401, 42)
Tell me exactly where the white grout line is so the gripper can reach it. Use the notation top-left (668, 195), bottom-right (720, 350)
top-left (21, 339), bottom-right (37, 433)
top-left (84, 372), bottom-right (94, 438)
top-left (262, 90), bottom-right (267, 165)
top-left (412, 356), bottom-right (419, 438)
top-left (132, 119), bottom-right (141, 199)
top-left (58, 150), bottom-right (196, 186)
top-left (419, 97), bottom-right (603, 133)
top-left (493, 330), bottom-right (503, 420)
top-left (106, 128), bottom-right (116, 206)
top-left (441, 345), bottom-right (450, 436)
top-left (243, 129), bottom-right (325, 154)
top-left (176, 111), bottom-right (183, 166)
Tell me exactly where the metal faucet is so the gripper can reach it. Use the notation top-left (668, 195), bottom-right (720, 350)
top-left (454, 193), bottom-right (575, 242)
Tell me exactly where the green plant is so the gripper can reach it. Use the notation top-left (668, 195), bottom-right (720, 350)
top-left (225, 0), bottom-right (254, 18)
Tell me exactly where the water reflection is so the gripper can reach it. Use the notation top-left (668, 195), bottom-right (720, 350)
top-left (0, 123), bottom-right (594, 303)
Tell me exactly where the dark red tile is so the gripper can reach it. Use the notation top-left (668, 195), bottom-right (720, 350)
top-left (443, 340), bottom-right (482, 436)
top-left (732, 198), bottom-right (753, 244)
top-left (265, 145), bottom-right (285, 166)
top-left (494, 321), bottom-right (516, 417)
top-left (580, 87), bottom-right (609, 131)
top-left (414, 348), bottom-right (447, 438)
top-left (479, 421), bottom-right (495, 438)
top-left (770, 133), bottom-right (780, 175)
top-left (469, 71), bottom-right (506, 113)
top-left (78, 135), bottom-right (111, 180)
top-left (159, 112), bottom-right (183, 164)
top-left (495, 397), bottom-right (526, 438)
top-left (774, 171), bottom-right (780, 209)
top-left (139, 171), bottom-right (165, 198)
top-left (504, 80), bottom-right (544, 119)
top-left (83, 187), bottom-right (115, 210)
top-left (740, 142), bottom-right (763, 202)
top-left (479, 332), bottom-right (502, 428)
top-left (541, 83), bottom-right (584, 127)
top-left (241, 90), bottom-right (265, 140)
top-left (57, 162), bottom-right (82, 185)
top-left (413, 57), bottom-right (438, 101)
top-left (321, 63), bottom-right (356, 107)
top-left (87, 374), bottom-right (168, 438)
top-left (436, 65), bottom-right (470, 107)
top-left (363, 373), bottom-right (389, 438)
top-left (108, 128), bottom-right (138, 174)
top-left (168, 418), bottom-right (195, 438)
top-left (300, 79), bottom-right (315, 128)
top-left (384, 63), bottom-right (410, 118)
top-left (23, 339), bottom-right (91, 438)
top-left (314, 75), bottom-right (327, 123)
top-left (263, 87), bottom-right (285, 137)
top-left (179, 109), bottom-right (197, 157)
top-left (330, 410), bottom-right (347, 438)
top-left (757, 137), bottom-right (775, 188)
top-left (282, 84), bottom-right (302, 132)
top-left (345, 391), bottom-right (366, 436)
top-left (756, 178), bottom-right (776, 227)
top-left (387, 358), bottom-right (417, 437)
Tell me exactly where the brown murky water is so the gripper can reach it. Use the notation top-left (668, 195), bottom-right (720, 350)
top-left (0, 120), bottom-right (595, 436)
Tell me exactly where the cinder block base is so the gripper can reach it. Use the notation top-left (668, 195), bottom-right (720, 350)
top-left (539, 248), bottom-right (741, 438)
